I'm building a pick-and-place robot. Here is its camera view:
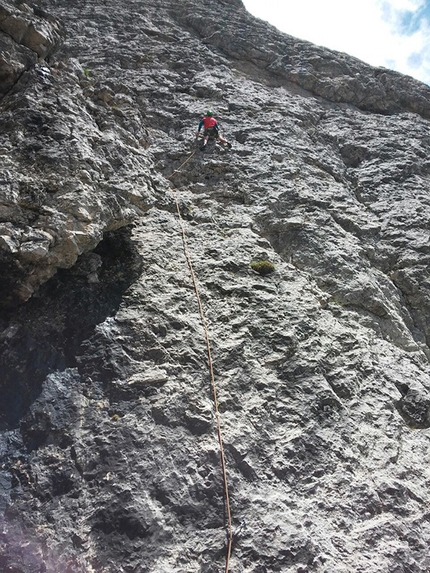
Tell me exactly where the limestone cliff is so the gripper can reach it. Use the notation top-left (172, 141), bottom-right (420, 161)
top-left (1, 0), bottom-right (430, 572)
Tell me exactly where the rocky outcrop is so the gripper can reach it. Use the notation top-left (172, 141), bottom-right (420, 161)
top-left (0, 0), bottom-right (64, 95)
top-left (176, 0), bottom-right (430, 118)
top-left (1, 0), bottom-right (430, 572)
top-left (0, 0), bottom-right (159, 306)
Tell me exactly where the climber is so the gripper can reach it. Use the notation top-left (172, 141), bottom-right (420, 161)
top-left (196, 110), bottom-right (232, 152)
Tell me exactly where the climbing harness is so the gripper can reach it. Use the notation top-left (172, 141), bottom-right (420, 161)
top-left (195, 132), bottom-right (232, 151)
top-left (167, 152), bottom-right (234, 572)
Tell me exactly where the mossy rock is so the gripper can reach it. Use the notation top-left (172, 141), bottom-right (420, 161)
top-left (250, 260), bottom-right (276, 276)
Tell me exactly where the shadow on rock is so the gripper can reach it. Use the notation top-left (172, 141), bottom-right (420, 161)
top-left (0, 226), bottom-right (143, 431)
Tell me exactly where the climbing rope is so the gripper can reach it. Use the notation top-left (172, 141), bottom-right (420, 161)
top-left (166, 149), bottom-right (197, 181)
top-left (167, 150), bottom-right (234, 572)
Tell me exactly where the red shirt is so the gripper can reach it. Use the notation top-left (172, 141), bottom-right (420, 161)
top-left (202, 116), bottom-right (217, 129)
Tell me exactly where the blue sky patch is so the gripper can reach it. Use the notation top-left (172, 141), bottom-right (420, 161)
top-left (397, 2), bottom-right (430, 35)
top-left (407, 52), bottom-right (423, 69)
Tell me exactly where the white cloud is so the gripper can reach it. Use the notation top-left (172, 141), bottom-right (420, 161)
top-left (242, 0), bottom-right (430, 85)
top-left (381, 0), bottom-right (423, 12)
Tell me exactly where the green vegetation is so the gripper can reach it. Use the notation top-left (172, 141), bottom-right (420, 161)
top-left (250, 259), bottom-right (276, 276)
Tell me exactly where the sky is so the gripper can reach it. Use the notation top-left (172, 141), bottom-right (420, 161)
top-left (242, 0), bottom-right (430, 86)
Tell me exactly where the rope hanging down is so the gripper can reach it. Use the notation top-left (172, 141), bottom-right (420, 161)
top-left (167, 152), bottom-right (234, 572)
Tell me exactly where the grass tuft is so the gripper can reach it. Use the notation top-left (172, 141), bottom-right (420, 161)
top-left (250, 260), bottom-right (276, 276)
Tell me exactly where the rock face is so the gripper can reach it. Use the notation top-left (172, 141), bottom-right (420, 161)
top-left (0, 0), bottom-right (64, 94)
top-left (0, 0), bottom-right (157, 307)
top-left (1, 0), bottom-right (430, 572)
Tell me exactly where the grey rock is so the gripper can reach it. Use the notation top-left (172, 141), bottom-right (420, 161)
top-left (0, 0), bottom-right (430, 572)
top-left (0, 0), bottom-right (64, 58)
top-left (0, 31), bottom-right (36, 94)
top-left (0, 0), bottom-right (64, 97)
top-left (0, 41), bottom-right (159, 306)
